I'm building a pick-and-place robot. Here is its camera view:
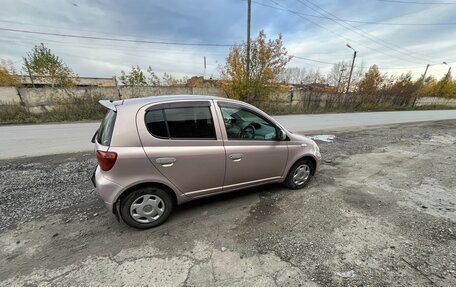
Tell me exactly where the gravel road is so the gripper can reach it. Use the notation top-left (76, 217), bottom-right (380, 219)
top-left (0, 120), bottom-right (455, 286)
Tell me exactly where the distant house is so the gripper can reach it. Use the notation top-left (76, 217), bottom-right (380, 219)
top-left (186, 76), bottom-right (220, 88)
top-left (20, 76), bottom-right (117, 87)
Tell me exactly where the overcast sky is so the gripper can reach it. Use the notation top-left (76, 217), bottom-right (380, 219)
top-left (0, 0), bottom-right (455, 80)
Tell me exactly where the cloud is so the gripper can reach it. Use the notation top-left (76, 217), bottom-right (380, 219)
top-left (0, 0), bottom-right (454, 80)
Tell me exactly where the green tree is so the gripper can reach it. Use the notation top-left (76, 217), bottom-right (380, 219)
top-left (23, 43), bottom-right (76, 87)
top-left (119, 65), bottom-right (163, 86)
top-left (221, 30), bottom-right (291, 103)
top-left (119, 66), bottom-right (148, 86)
top-left (0, 59), bottom-right (20, 86)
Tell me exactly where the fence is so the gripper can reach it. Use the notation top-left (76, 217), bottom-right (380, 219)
top-left (0, 86), bottom-right (455, 116)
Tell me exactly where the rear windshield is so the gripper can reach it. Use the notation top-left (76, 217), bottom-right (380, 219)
top-left (97, 110), bottom-right (116, 146)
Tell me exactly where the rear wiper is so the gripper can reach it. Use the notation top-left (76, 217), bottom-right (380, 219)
top-left (91, 130), bottom-right (98, 143)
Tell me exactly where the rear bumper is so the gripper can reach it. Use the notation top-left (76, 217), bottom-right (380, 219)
top-left (93, 166), bottom-right (124, 213)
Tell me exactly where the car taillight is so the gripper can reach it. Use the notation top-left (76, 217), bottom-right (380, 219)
top-left (96, 151), bottom-right (117, 171)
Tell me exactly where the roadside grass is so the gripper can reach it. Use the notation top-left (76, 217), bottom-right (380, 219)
top-left (261, 103), bottom-right (456, 115)
top-left (0, 97), bottom-right (106, 124)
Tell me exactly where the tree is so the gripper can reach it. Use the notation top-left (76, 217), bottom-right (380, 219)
top-left (436, 71), bottom-right (456, 98)
top-left (23, 43), bottom-right (76, 87)
top-left (119, 66), bottom-right (171, 86)
top-left (147, 66), bottom-right (160, 86)
top-left (279, 67), bottom-right (307, 84)
top-left (0, 59), bottom-right (20, 86)
top-left (119, 66), bottom-right (148, 86)
top-left (303, 68), bottom-right (326, 85)
top-left (221, 30), bottom-right (291, 102)
top-left (162, 73), bottom-right (187, 86)
top-left (415, 74), bottom-right (456, 98)
top-left (327, 61), bottom-right (347, 92)
top-left (358, 65), bottom-right (384, 95)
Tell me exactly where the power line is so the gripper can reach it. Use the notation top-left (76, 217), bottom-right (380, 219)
top-left (267, 0), bottom-right (414, 63)
top-left (0, 19), bottom-right (132, 38)
top-left (377, 0), bottom-right (456, 4)
top-left (251, 1), bottom-right (456, 26)
top-left (291, 54), bottom-right (429, 70)
top-left (294, 0), bottom-right (434, 63)
top-left (0, 27), bottom-right (235, 47)
top-left (0, 34), bottom-right (229, 57)
top-left (291, 55), bottom-right (334, 64)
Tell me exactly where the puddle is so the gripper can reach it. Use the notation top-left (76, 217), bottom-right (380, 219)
top-left (309, 135), bottom-right (336, 143)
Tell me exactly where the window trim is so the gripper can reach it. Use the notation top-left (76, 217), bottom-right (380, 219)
top-left (144, 105), bottom-right (217, 141)
top-left (146, 101), bottom-right (211, 111)
top-left (217, 103), bottom-right (281, 142)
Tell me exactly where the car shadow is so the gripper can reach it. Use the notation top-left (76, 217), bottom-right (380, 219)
top-left (173, 183), bottom-right (284, 214)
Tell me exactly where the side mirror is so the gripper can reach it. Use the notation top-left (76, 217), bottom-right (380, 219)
top-left (278, 129), bottom-right (287, 141)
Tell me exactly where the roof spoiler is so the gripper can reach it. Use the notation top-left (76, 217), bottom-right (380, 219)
top-left (99, 100), bottom-right (123, 111)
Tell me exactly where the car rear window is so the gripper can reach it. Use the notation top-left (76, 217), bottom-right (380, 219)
top-left (97, 109), bottom-right (116, 146)
top-left (145, 106), bottom-right (216, 139)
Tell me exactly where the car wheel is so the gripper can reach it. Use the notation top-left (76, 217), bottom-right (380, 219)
top-left (285, 159), bottom-right (314, 189)
top-left (120, 187), bottom-right (173, 229)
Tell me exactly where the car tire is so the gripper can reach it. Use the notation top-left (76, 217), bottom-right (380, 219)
top-left (120, 187), bottom-right (174, 229)
top-left (284, 159), bottom-right (314, 190)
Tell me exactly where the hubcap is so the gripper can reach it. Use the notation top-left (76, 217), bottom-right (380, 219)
top-left (292, 164), bottom-right (310, 186)
top-left (130, 194), bottom-right (165, 223)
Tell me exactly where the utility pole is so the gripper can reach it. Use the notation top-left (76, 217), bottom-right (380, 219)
top-left (24, 58), bottom-right (35, 88)
top-left (421, 64), bottom-right (430, 82)
top-left (439, 62), bottom-right (451, 96)
top-left (203, 56), bottom-right (206, 79)
top-left (246, 0), bottom-right (251, 80)
top-left (446, 66), bottom-right (452, 78)
top-left (337, 67), bottom-right (346, 93)
top-left (443, 61), bottom-right (451, 79)
top-left (346, 44), bottom-right (357, 93)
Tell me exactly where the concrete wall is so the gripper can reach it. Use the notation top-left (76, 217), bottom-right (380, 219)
top-left (0, 86), bottom-right (455, 114)
top-left (0, 86), bottom-right (226, 113)
top-left (414, 97), bottom-right (456, 107)
top-left (0, 87), bottom-right (22, 105)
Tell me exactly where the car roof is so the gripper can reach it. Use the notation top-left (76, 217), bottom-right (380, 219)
top-left (100, 95), bottom-right (237, 111)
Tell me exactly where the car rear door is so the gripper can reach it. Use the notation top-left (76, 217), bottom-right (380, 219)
top-left (137, 100), bottom-right (226, 197)
top-left (215, 101), bottom-right (288, 190)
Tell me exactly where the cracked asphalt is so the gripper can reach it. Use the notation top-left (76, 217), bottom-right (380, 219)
top-left (1, 120), bottom-right (455, 286)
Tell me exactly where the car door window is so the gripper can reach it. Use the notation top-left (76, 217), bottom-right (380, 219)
top-left (145, 106), bottom-right (216, 139)
top-left (219, 105), bottom-right (277, 140)
top-left (145, 109), bottom-right (168, 138)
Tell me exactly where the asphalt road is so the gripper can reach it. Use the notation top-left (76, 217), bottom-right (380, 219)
top-left (1, 110), bottom-right (456, 159)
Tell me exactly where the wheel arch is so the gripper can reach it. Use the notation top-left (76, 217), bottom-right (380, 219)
top-left (288, 155), bottom-right (317, 176)
top-left (116, 182), bottom-right (178, 207)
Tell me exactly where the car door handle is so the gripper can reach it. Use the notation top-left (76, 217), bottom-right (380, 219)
top-left (229, 153), bottom-right (244, 162)
top-left (156, 157), bottom-right (176, 167)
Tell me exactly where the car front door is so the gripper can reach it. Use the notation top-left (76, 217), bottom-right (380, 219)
top-left (216, 102), bottom-right (288, 191)
top-left (137, 101), bottom-right (226, 197)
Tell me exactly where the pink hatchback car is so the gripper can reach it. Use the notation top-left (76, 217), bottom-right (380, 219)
top-left (92, 95), bottom-right (321, 229)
